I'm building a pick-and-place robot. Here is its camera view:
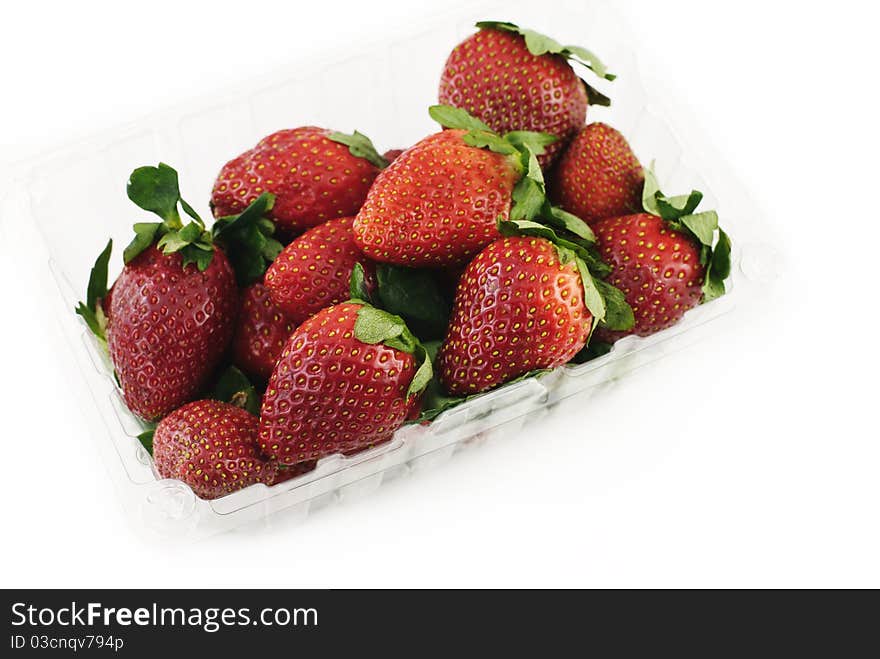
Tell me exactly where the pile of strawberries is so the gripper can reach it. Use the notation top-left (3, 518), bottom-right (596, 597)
top-left (76, 21), bottom-right (730, 500)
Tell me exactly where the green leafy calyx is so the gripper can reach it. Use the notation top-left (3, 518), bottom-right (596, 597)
top-left (124, 163), bottom-right (214, 271)
top-left (641, 164), bottom-right (732, 301)
top-left (475, 20), bottom-right (615, 107)
top-left (350, 303), bottom-right (433, 399)
top-left (328, 130), bottom-right (389, 169)
top-left (212, 193), bottom-right (283, 286)
top-left (75, 238), bottom-right (113, 342)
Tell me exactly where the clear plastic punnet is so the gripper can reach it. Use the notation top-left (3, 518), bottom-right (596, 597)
top-left (1, 0), bottom-right (780, 540)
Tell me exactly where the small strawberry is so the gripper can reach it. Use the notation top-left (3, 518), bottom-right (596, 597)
top-left (439, 21), bottom-right (615, 167)
top-left (76, 164), bottom-right (279, 421)
top-left (231, 281), bottom-right (297, 382)
top-left (354, 105), bottom-right (563, 268)
top-left (592, 167), bottom-right (732, 341)
top-left (211, 127), bottom-right (388, 239)
top-left (264, 215), bottom-right (376, 324)
top-left (551, 123), bottom-right (645, 225)
top-left (437, 218), bottom-right (633, 396)
top-left (152, 399), bottom-right (276, 500)
top-left (258, 302), bottom-right (432, 465)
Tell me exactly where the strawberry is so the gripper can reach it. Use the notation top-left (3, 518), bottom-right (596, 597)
top-left (438, 21), bottom-right (615, 167)
top-left (436, 218), bottom-right (632, 396)
top-left (551, 123), bottom-right (645, 225)
top-left (258, 302), bottom-right (432, 465)
top-left (107, 246), bottom-right (236, 421)
top-left (272, 460), bottom-right (318, 486)
top-left (264, 216), bottom-right (376, 324)
top-left (152, 399), bottom-right (276, 500)
top-left (231, 281), bottom-right (297, 382)
top-left (354, 105), bottom-right (564, 268)
top-left (592, 168), bottom-right (732, 341)
top-left (211, 127), bottom-right (388, 239)
top-left (77, 164), bottom-right (279, 421)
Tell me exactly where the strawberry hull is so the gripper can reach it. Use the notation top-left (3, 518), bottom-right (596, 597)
top-left (21, 2), bottom-right (776, 540)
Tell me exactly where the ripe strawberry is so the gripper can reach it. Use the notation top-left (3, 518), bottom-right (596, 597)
top-left (258, 302), bottom-right (432, 465)
top-left (438, 21), bottom-right (614, 167)
top-left (211, 127), bottom-right (387, 239)
top-left (592, 169), bottom-right (732, 341)
top-left (231, 281), bottom-right (297, 382)
top-left (153, 400), bottom-right (276, 500)
top-left (354, 106), bottom-right (560, 268)
top-left (107, 246), bottom-right (236, 420)
top-left (264, 215), bottom-right (376, 324)
top-left (438, 236), bottom-right (587, 395)
top-left (77, 164), bottom-right (279, 421)
top-left (551, 123), bottom-right (644, 225)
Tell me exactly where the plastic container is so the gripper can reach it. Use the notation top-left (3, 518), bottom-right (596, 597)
top-left (1, 0), bottom-right (780, 540)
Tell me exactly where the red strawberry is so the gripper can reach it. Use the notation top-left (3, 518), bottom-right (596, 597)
top-left (592, 171), bottom-right (732, 341)
top-left (77, 164), bottom-right (278, 421)
top-left (438, 21), bottom-right (614, 167)
top-left (355, 105), bottom-right (563, 268)
top-left (354, 128), bottom-right (519, 267)
top-left (153, 400), bottom-right (276, 500)
top-left (211, 127), bottom-right (387, 239)
top-left (551, 123), bottom-right (644, 225)
top-left (592, 213), bottom-right (704, 340)
top-left (107, 246), bottom-right (237, 420)
top-left (232, 281), bottom-right (297, 382)
top-left (264, 216), bottom-right (376, 324)
top-left (383, 148), bottom-right (404, 163)
top-left (258, 302), bottom-right (432, 465)
top-left (438, 235), bottom-right (593, 396)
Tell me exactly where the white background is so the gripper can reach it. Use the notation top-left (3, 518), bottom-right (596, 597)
top-left (1, 0), bottom-right (877, 588)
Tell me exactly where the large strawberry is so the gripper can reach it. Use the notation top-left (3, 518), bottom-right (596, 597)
top-left (264, 215), bottom-right (376, 324)
top-left (152, 399), bottom-right (276, 500)
top-left (211, 127), bottom-right (388, 239)
top-left (354, 105), bottom-right (567, 268)
top-left (76, 164), bottom-right (279, 421)
top-left (593, 168), bottom-right (732, 341)
top-left (437, 218), bottom-right (633, 396)
top-left (551, 122), bottom-right (644, 224)
top-left (231, 281), bottom-right (297, 382)
top-left (258, 301), bottom-right (432, 466)
top-left (438, 21), bottom-right (615, 167)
